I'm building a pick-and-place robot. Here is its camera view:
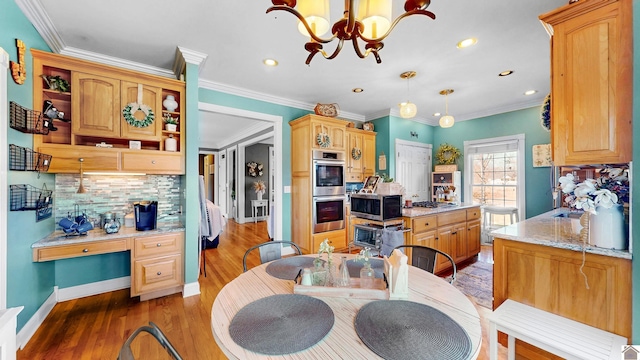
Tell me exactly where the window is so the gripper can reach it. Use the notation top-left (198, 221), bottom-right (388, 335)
top-left (464, 134), bottom-right (525, 226)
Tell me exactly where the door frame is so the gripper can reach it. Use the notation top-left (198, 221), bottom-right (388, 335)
top-left (0, 47), bottom-right (8, 309)
top-left (197, 103), bottom-right (283, 240)
top-left (394, 139), bottom-right (433, 201)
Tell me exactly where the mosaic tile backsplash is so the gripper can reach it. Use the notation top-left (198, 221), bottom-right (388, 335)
top-left (54, 174), bottom-right (182, 228)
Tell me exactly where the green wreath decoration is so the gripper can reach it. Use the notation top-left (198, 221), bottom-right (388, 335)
top-left (351, 147), bottom-right (362, 160)
top-left (123, 102), bottom-right (155, 128)
top-left (435, 143), bottom-right (462, 165)
top-left (316, 132), bottom-right (331, 148)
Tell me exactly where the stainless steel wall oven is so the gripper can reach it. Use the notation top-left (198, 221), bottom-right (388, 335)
top-left (312, 150), bottom-right (346, 196)
top-left (312, 195), bottom-right (346, 233)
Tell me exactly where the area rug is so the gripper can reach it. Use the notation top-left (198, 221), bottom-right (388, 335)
top-left (452, 261), bottom-right (493, 309)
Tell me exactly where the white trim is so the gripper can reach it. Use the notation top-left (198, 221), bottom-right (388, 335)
top-left (200, 121), bottom-right (272, 150)
top-left (0, 47), bottom-right (8, 311)
top-left (198, 103), bottom-right (284, 241)
top-left (16, 289), bottom-right (56, 350)
top-left (175, 47), bottom-right (208, 77)
top-left (60, 46), bottom-right (176, 78)
top-left (14, 0), bottom-right (66, 53)
top-left (463, 134), bottom-right (526, 220)
top-left (182, 281), bottom-right (200, 298)
top-left (238, 131), bottom-right (275, 225)
top-left (56, 276), bottom-right (130, 302)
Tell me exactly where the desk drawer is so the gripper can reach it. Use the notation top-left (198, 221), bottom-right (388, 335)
top-left (134, 233), bottom-right (182, 258)
top-left (34, 239), bottom-right (128, 262)
top-left (132, 254), bottom-right (182, 296)
top-left (412, 216), bottom-right (437, 233)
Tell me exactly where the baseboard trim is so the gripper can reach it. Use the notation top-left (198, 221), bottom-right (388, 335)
top-left (57, 276), bottom-right (131, 302)
top-left (16, 289), bottom-right (56, 350)
top-left (183, 281), bottom-right (200, 298)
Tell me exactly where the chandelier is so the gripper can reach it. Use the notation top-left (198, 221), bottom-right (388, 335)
top-left (399, 71), bottom-right (417, 119)
top-left (267, 0), bottom-right (436, 65)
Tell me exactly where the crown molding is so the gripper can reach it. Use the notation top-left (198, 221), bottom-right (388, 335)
top-left (58, 47), bottom-right (176, 78)
top-left (455, 95), bottom-right (545, 122)
top-left (15, 0), bottom-right (65, 53)
top-left (174, 47), bottom-right (208, 78)
top-left (198, 79), bottom-right (365, 122)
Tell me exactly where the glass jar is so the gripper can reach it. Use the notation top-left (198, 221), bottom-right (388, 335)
top-left (359, 262), bottom-right (375, 289)
top-left (334, 256), bottom-right (351, 287)
top-left (312, 258), bottom-right (327, 286)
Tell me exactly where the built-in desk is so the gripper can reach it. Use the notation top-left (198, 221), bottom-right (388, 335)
top-left (32, 224), bottom-right (185, 300)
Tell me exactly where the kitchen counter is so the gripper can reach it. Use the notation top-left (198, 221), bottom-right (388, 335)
top-left (402, 202), bottom-right (479, 218)
top-left (32, 222), bottom-right (184, 249)
top-left (491, 208), bottom-right (631, 260)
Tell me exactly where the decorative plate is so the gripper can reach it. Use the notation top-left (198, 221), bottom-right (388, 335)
top-left (362, 122), bottom-right (374, 131)
top-left (314, 103), bottom-right (339, 117)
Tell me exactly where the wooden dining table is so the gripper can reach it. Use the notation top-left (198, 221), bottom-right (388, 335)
top-left (210, 254), bottom-right (482, 359)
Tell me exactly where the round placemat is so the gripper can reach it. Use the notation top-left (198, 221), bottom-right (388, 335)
top-left (265, 256), bottom-right (320, 280)
top-left (355, 300), bottom-right (472, 360)
top-left (229, 294), bottom-right (334, 355)
top-left (346, 258), bottom-right (384, 278)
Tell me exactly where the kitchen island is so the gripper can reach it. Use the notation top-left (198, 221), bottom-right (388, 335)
top-left (492, 209), bottom-right (631, 359)
top-left (401, 203), bottom-right (482, 273)
top-left (32, 223), bottom-right (185, 300)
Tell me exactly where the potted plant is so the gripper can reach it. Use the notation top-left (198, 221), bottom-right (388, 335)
top-left (164, 114), bottom-right (178, 132)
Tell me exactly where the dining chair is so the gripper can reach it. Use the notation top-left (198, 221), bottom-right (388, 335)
top-left (393, 245), bottom-right (456, 284)
top-left (118, 321), bottom-right (182, 360)
top-left (243, 241), bottom-right (302, 272)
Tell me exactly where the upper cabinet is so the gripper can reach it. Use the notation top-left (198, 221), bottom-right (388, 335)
top-left (346, 127), bottom-right (376, 182)
top-left (311, 118), bottom-right (346, 151)
top-left (540, 0), bottom-right (632, 166)
top-left (32, 50), bottom-right (185, 174)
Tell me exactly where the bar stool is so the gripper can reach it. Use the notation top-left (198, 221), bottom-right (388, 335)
top-left (482, 206), bottom-right (519, 243)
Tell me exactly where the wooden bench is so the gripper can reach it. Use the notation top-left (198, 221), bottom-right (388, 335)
top-left (489, 299), bottom-right (627, 360)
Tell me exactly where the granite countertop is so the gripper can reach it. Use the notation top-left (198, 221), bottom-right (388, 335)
top-left (32, 222), bottom-right (185, 249)
top-left (491, 208), bottom-right (632, 260)
top-left (402, 203), bottom-right (480, 218)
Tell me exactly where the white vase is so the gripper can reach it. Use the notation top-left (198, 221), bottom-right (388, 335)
top-left (257, 191), bottom-right (263, 200)
top-left (589, 204), bottom-right (627, 250)
top-left (163, 95), bottom-right (178, 112)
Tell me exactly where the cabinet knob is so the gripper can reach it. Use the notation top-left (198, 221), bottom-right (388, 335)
top-left (157, 243), bottom-right (162, 247)
top-left (452, 231), bottom-right (457, 235)
top-left (157, 271), bottom-right (162, 276)
top-left (425, 222), bottom-right (429, 226)
top-left (435, 237), bottom-right (439, 241)
top-left (82, 248), bottom-right (89, 253)
top-left (151, 160), bottom-right (156, 164)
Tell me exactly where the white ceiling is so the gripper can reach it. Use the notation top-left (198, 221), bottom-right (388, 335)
top-left (17, 0), bottom-right (567, 148)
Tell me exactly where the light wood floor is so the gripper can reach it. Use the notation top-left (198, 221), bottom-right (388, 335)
top-left (18, 220), bottom-right (505, 359)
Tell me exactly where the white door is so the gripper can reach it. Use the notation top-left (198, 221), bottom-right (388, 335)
top-left (217, 151), bottom-right (227, 217)
top-left (395, 141), bottom-right (432, 202)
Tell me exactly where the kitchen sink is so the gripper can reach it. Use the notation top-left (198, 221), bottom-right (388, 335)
top-left (553, 212), bottom-right (583, 219)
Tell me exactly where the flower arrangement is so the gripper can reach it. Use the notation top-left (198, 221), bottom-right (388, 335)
top-left (558, 166), bottom-right (629, 214)
top-left (317, 238), bottom-right (334, 264)
top-left (253, 180), bottom-right (266, 193)
top-left (355, 247), bottom-right (372, 265)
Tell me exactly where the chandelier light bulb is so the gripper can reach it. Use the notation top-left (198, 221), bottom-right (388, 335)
top-left (439, 115), bottom-right (455, 128)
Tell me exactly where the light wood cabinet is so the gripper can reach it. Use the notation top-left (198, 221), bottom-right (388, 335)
top-left (539, 0), bottom-right (632, 165)
top-left (290, 114), bottom-right (350, 254)
top-left (32, 49), bottom-right (185, 174)
top-left (493, 237), bottom-right (631, 358)
top-left (131, 233), bottom-right (184, 299)
top-left (345, 128), bottom-right (376, 183)
top-left (405, 206), bottom-right (481, 273)
top-left (72, 72), bottom-right (121, 138)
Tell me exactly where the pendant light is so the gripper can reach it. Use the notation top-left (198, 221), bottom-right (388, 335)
top-left (77, 158), bottom-right (87, 194)
top-left (399, 71), bottom-right (417, 119)
top-left (439, 89), bottom-right (455, 128)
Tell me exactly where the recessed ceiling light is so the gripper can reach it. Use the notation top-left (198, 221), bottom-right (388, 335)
top-left (524, 89), bottom-right (538, 96)
top-left (433, 112), bottom-right (441, 117)
top-left (352, 88), bottom-right (364, 93)
top-left (263, 58), bottom-right (278, 66)
top-left (499, 70), bottom-right (514, 77)
top-left (457, 38), bottom-right (477, 49)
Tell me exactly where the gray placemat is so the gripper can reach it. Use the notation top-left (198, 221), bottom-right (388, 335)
top-left (346, 258), bottom-right (384, 278)
top-left (355, 300), bottom-right (472, 360)
top-left (229, 294), bottom-right (334, 355)
top-left (265, 256), bottom-right (320, 280)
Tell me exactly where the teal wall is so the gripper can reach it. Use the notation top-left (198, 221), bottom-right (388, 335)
top-left (198, 89), bottom-right (311, 243)
top-left (371, 115), bottom-right (436, 177)
top-left (632, 0), bottom-right (639, 344)
top-left (434, 107), bottom-right (554, 218)
top-left (2, 0), bottom-right (56, 330)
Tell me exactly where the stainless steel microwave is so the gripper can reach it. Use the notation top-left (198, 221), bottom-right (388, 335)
top-left (350, 194), bottom-right (403, 221)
